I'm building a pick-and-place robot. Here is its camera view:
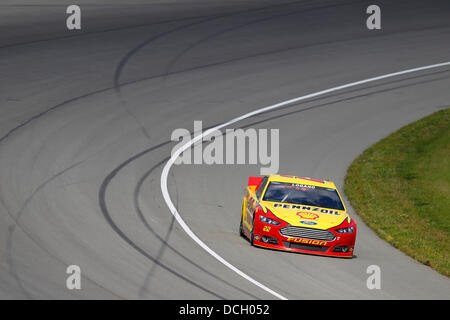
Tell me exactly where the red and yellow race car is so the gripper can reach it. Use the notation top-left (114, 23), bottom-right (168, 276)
top-left (239, 174), bottom-right (356, 258)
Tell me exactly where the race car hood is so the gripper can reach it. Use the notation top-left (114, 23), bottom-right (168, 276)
top-left (261, 201), bottom-right (348, 229)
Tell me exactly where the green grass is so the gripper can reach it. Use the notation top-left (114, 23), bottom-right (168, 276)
top-left (344, 108), bottom-right (450, 277)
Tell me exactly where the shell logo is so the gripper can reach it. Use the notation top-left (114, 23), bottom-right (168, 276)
top-left (296, 211), bottom-right (319, 220)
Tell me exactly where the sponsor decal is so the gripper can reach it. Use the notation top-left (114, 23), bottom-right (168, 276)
top-left (254, 235), bottom-right (261, 241)
top-left (271, 183), bottom-right (315, 190)
top-left (287, 237), bottom-right (328, 246)
top-left (296, 211), bottom-right (319, 220)
top-left (300, 220), bottom-right (317, 225)
top-left (295, 184), bottom-right (315, 189)
top-left (272, 203), bottom-right (341, 215)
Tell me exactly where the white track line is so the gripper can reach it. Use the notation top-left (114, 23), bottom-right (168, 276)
top-left (160, 61), bottom-right (450, 300)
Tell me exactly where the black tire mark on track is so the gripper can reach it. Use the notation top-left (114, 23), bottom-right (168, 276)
top-left (1, 0), bottom-right (319, 50)
top-left (0, 14), bottom-right (212, 50)
top-left (5, 162), bottom-right (82, 299)
top-left (236, 73), bottom-right (450, 127)
top-left (134, 158), bottom-right (261, 299)
top-left (0, 0), bottom-right (446, 300)
top-left (0, 87), bottom-right (112, 146)
top-left (0, 67), bottom-right (445, 298)
top-left (3, 24), bottom-right (448, 147)
top-left (1, 16), bottom-right (448, 296)
top-left (2, 67), bottom-right (445, 298)
top-left (99, 70), bottom-right (450, 298)
top-left (112, 23), bottom-right (450, 97)
top-left (1, 2), bottom-right (313, 144)
top-left (162, 0), bottom-right (363, 80)
top-left (1, 161), bottom-right (122, 299)
top-left (113, 15), bottom-right (221, 93)
top-left (248, 69), bottom-right (450, 119)
top-left (137, 161), bottom-right (178, 297)
top-left (5, 225), bottom-right (33, 299)
top-left (98, 144), bottom-right (225, 299)
top-left (112, 0), bottom-right (348, 92)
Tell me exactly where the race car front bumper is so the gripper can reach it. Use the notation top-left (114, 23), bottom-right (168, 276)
top-left (250, 219), bottom-right (357, 258)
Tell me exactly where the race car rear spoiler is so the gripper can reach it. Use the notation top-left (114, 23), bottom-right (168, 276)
top-left (248, 176), bottom-right (263, 189)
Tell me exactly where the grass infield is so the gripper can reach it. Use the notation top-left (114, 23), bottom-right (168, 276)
top-left (344, 108), bottom-right (449, 277)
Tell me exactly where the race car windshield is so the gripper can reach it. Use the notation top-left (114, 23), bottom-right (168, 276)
top-left (262, 182), bottom-right (345, 210)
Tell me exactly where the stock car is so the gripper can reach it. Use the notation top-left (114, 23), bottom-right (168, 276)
top-left (239, 174), bottom-right (357, 258)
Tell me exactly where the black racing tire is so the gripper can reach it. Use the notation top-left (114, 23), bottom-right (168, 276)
top-left (239, 213), bottom-right (245, 238)
top-left (250, 214), bottom-right (256, 246)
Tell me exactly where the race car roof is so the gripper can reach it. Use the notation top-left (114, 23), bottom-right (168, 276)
top-left (267, 174), bottom-right (337, 189)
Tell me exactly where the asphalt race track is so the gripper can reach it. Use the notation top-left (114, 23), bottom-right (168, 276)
top-left (0, 0), bottom-right (449, 299)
